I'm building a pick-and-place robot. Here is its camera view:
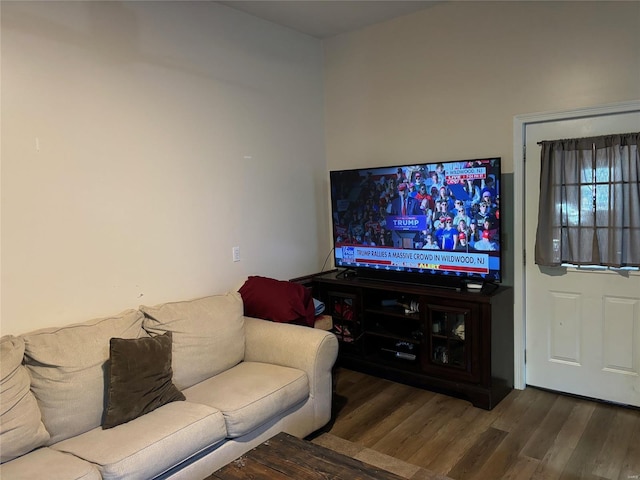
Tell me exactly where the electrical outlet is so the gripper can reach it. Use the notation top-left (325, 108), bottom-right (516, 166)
top-left (232, 246), bottom-right (240, 262)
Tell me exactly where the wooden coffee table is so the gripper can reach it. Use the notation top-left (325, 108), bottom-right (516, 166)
top-left (207, 431), bottom-right (405, 479)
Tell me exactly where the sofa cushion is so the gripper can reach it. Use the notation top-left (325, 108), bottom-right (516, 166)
top-left (103, 332), bottom-right (185, 429)
top-left (0, 447), bottom-right (102, 480)
top-left (140, 292), bottom-right (245, 390)
top-left (0, 335), bottom-right (50, 463)
top-left (52, 401), bottom-right (226, 480)
top-left (183, 361), bottom-right (309, 438)
top-left (22, 309), bottom-right (146, 444)
top-left (239, 276), bottom-right (316, 326)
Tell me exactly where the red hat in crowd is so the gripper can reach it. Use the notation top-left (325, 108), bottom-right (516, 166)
top-left (398, 183), bottom-right (408, 191)
top-left (482, 230), bottom-right (490, 239)
top-left (459, 232), bottom-right (466, 240)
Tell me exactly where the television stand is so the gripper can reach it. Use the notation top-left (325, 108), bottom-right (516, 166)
top-left (310, 270), bottom-right (514, 410)
top-left (354, 273), bottom-right (463, 290)
top-left (336, 268), bottom-right (357, 279)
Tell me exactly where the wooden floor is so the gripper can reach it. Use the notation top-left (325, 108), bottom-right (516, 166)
top-left (326, 368), bottom-right (640, 480)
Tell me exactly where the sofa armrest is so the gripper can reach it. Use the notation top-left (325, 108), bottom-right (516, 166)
top-left (244, 317), bottom-right (338, 378)
top-left (243, 317), bottom-right (338, 429)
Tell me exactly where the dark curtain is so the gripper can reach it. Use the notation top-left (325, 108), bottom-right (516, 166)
top-left (535, 132), bottom-right (640, 268)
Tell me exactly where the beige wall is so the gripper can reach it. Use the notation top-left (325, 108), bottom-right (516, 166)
top-left (323, 1), bottom-right (640, 173)
top-left (323, 0), bottom-right (639, 287)
top-left (2, 1), bottom-right (639, 336)
top-left (1, 1), bottom-right (327, 335)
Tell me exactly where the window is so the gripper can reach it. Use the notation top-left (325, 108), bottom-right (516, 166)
top-left (534, 133), bottom-right (640, 268)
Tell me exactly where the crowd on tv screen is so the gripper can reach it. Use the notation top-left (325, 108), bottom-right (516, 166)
top-left (331, 160), bottom-right (501, 253)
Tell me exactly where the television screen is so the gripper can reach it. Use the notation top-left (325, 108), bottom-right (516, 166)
top-left (330, 158), bottom-right (502, 285)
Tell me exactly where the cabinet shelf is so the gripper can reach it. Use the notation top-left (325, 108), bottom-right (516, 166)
top-left (366, 329), bottom-right (422, 344)
top-left (365, 353), bottom-right (423, 372)
top-left (431, 334), bottom-right (464, 342)
top-left (365, 307), bottom-right (420, 320)
top-left (312, 271), bottom-right (514, 410)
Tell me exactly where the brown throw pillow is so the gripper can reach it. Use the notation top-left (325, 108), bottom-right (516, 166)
top-left (103, 332), bottom-right (185, 429)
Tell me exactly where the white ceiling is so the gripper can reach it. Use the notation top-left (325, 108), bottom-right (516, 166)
top-left (218, 1), bottom-right (440, 39)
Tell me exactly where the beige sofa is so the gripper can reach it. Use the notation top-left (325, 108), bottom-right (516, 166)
top-left (0, 291), bottom-right (338, 480)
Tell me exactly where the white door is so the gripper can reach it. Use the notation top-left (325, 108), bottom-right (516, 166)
top-left (525, 111), bottom-right (640, 407)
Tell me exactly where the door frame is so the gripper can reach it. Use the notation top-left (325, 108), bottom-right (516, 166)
top-left (512, 99), bottom-right (640, 390)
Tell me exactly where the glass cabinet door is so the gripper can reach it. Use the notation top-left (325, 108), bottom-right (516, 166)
top-left (423, 303), bottom-right (479, 382)
top-left (430, 310), bottom-right (466, 366)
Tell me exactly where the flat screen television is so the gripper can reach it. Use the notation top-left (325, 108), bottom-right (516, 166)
top-left (329, 158), bottom-right (502, 287)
